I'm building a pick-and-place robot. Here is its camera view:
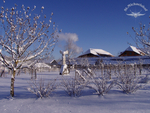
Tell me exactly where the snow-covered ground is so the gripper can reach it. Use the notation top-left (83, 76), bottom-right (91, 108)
top-left (0, 71), bottom-right (150, 113)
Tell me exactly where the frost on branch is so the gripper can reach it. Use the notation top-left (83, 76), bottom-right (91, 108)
top-left (115, 63), bottom-right (143, 94)
top-left (27, 78), bottom-right (57, 98)
top-left (61, 73), bottom-right (87, 97)
top-left (0, 3), bottom-right (58, 97)
top-left (0, 3), bottom-right (57, 67)
top-left (130, 22), bottom-right (150, 56)
top-left (86, 63), bottom-right (115, 96)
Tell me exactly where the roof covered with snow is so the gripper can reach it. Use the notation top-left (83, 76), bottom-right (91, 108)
top-left (125, 46), bottom-right (144, 55)
top-left (78, 48), bottom-right (113, 57)
top-left (35, 63), bottom-right (51, 68)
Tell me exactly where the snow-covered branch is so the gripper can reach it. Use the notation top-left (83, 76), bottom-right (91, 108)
top-left (131, 23), bottom-right (150, 56)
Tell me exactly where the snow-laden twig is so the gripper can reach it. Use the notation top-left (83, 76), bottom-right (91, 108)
top-left (86, 71), bottom-right (115, 96)
top-left (115, 63), bottom-right (143, 94)
top-left (27, 78), bottom-right (57, 98)
top-left (88, 77), bottom-right (115, 96)
top-left (61, 74), bottom-right (87, 97)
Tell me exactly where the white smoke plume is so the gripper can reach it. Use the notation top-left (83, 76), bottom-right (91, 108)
top-left (57, 32), bottom-right (83, 55)
top-left (58, 33), bottom-right (78, 42)
top-left (71, 43), bottom-right (83, 54)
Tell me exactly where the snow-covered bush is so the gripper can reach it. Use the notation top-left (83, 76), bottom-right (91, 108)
top-left (72, 59), bottom-right (115, 96)
top-left (115, 63), bottom-right (142, 94)
top-left (75, 70), bottom-right (87, 84)
top-left (139, 74), bottom-right (150, 83)
top-left (86, 64), bottom-right (115, 96)
top-left (88, 76), bottom-right (115, 96)
top-left (61, 71), bottom-right (87, 97)
top-left (82, 68), bottom-right (95, 78)
top-left (27, 78), bottom-right (57, 98)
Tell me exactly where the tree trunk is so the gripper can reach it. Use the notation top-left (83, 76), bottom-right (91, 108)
top-left (10, 71), bottom-right (15, 97)
top-left (0, 70), bottom-right (4, 77)
top-left (34, 69), bottom-right (37, 79)
top-left (10, 78), bottom-right (15, 97)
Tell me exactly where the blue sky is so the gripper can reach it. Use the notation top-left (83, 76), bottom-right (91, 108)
top-left (1, 0), bottom-right (150, 59)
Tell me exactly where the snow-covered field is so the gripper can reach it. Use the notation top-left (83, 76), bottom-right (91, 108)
top-left (0, 71), bottom-right (150, 113)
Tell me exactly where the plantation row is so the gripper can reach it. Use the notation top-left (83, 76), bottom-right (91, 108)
top-left (27, 63), bottom-right (149, 98)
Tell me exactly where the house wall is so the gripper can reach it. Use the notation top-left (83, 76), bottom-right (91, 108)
top-left (78, 53), bottom-right (113, 58)
top-left (119, 51), bottom-right (142, 57)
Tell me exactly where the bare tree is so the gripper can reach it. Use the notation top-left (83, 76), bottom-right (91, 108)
top-left (129, 22), bottom-right (150, 55)
top-left (0, 3), bottom-right (58, 97)
top-left (64, 38), bottom-right (82, 72)
top-left (64, 38), bottom-right (82, 58)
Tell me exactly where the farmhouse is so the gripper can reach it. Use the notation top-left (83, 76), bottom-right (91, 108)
top-left (49, 59), bottom-right (60, 68)
top-left (78, 48), bottom-right (113, 58)
top-left (119, 46), bottom-right (145, 57)
top-left (35, 63), bottom-right (51, 71)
